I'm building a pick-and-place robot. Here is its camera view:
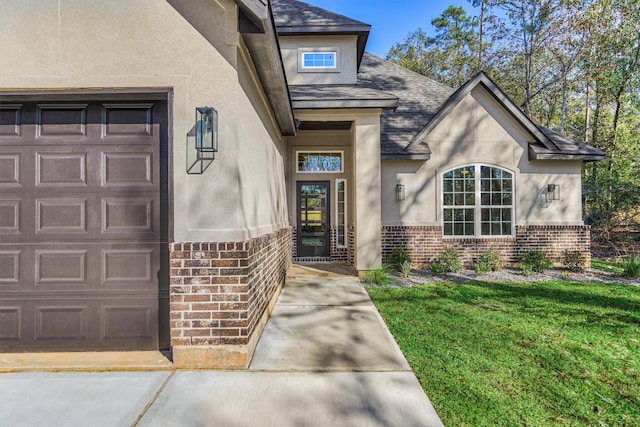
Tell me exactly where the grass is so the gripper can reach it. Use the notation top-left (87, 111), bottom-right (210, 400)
top-left (591, 258), bottom-right (625, 275)
top-left (368, 280), bottom-right (640, 426)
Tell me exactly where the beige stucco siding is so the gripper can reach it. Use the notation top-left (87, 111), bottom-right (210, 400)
top-left (381, 86), bottom-right (584, 227)
top-left (0, 0), bottom-right (289, 242)
top-left (279, 35), bottom-right (358, 85)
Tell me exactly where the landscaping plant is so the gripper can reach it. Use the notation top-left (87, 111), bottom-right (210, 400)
top-left (387, 246), bottom-right (411, 271)
top-left (520, 250), bottom-right (552, 274)
top-left (474, 249), bottom-right (505, 274)
top-left (562, 250), bottom-right (586, 272)
top-left (430, 247), bottom-right (462, 274)
top-left (361, 267), bottom-right (392, 286)
top-left (622, 253), bottom-right (640, 278)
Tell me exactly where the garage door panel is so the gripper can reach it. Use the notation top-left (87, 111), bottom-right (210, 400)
top-left (0, 251), bottom-right (20, 284)
top-left (102, 103), bottom-right (154, 138)
top-left (0, 104), bottom-right (22, 137)
top-left (0, 307), bottom-right (21, 340)
top-left (0, 153), bottom-right (21, 187)
top-left (102, 151), bottom-right (156, 187)
top-left (35, 305), bottom-right (88, 340)
top-left (102, 305), bottom-right (154, 340)
top-left (102, 248), bottom-right (155, 286)
top-left (36, 249), bottom-right (87, 285)
top-left (36, 152), bottom-right (87, 186)
top-left (36, 104), bottom-right (88, 138)
top-left (36, 198), bottom-right (87, 233)
top-left (0, 200), bottom-right (21, 233)
top-left (102, 197), bottom-right (156, 234)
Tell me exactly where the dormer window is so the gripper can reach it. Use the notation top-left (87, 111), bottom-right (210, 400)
top-left (301, 52), bottom-right (337, 69)
top-left (298, 48), bottom-right (341, 73)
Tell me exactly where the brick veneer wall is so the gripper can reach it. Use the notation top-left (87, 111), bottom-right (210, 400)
top-left (381, 225), bottom-right (590, 267)
top-left (169, 227), bottom-right (292, 367)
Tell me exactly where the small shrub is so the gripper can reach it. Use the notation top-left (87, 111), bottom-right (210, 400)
top-left (362, 267), bottom-right (392, 286)
top-left (399, 260), bottom-right (412, 279)
top-left (431, 248), bottom-right (462, 274)
top-left (388, 247), bottom-right (411, 271)
top-left (621, 254), bottom-right (640, 278)
top-left (520, 250), bottom-right (552, 275)
top-left (562, 250), bottom-right (586, 272)
top-left (474, 249), bottom-right (505, 274)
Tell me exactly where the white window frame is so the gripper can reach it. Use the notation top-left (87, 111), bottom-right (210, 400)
top-left (335, 179), bottom-right (347, 248)
top-left (441, 164), bottom-right (515, 238)
top-left (298, 48), bottom-right (341, 73)
top-left (296, 150), bottom-right (344, 173)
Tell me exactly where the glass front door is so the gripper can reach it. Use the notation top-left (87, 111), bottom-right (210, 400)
top-left (297, 182), bottom-right (330, 257)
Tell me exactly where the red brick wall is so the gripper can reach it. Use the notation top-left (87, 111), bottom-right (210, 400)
top-left (381, 225), bottom-right (590, 267)
top-left (169, 227), bottom-right (292, 348)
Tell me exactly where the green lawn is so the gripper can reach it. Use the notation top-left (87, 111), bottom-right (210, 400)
top-left (368, 280), bottom-right (640, 426)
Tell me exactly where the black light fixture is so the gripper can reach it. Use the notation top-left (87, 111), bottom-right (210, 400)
top-left (187, 107), bottom-right (218, 174)
top-left (196, 107), bottom-right (218, 153)
top-left (546, 184), bottom-right (560, 203)
top-left (396, 183), bottom-right (405, 201)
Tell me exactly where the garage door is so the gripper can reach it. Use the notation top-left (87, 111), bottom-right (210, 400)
top-left (0, 97), bottom-right (168, 351)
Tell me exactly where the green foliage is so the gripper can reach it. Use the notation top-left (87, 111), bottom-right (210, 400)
top-left (430, 248), bottom-right (462, 274)
top-left (474, 249), bottom-right (505, 274)
top-left (590, 258), bottom-right (625, 275)
top-left (562, 250), bottom-right (587, 272)
top-left (399, 260), bottom-right (412, 279)
top-left (621, 254), bottom-right (640, 278)
top-left (362, 267), bottom-right (392, 287)
top-left (520, 250), bottom-right (553, 275)
top-left (368, 280), bottom-right (640, 426)
top-left (387, 247), bottom-right (412, 271)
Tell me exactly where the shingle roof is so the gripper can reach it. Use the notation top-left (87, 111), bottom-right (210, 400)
top-left (357, 53), bottom-right (454, 157)
top-left (288, 84), bottom-right (398, 109)
top-left (271, 0), bottom-right (369, 30)
top-left (270, 0), bottom-right (370, 68)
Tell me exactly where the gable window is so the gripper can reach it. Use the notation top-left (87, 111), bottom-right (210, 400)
top-left (301, 52), bottom-right (337, 69)
top-left (297, 151), bottom-right (343, 173)
top-left (442, 165), bottom-right (513, 237)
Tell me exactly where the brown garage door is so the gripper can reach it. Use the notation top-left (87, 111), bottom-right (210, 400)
top-left (0, 96), bottom-right (168, 351)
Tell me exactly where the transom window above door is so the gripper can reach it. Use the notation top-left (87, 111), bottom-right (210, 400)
top-left (297, 151), bottom-right (343, 173)
top-left (442, 165), bottom-right (514, 237)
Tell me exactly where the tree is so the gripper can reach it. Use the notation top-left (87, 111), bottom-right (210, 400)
top-left (387, 6), bottom-right (480, 87)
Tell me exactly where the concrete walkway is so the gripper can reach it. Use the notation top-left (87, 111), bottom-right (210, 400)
top-left (0, 264), bottom-right (443, 426)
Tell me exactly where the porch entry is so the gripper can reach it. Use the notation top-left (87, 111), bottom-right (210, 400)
top-left (297, 181), bottom-right (331, 257)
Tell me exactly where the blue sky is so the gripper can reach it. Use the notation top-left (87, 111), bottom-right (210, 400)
top-left (302, 0), bottom-right (477, 57)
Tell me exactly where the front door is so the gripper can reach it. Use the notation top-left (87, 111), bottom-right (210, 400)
top-left (297, 182), bottom-right (330, 257)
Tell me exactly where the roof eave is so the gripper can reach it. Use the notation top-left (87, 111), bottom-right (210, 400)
top-left (381, 153), bottom-right (431, 161)
top-left (291, 98), bottom-right (398, 110)
top-left (236, 1), bottom-right (297, 135)
top-left (528, 145), bottom-right (606, 162)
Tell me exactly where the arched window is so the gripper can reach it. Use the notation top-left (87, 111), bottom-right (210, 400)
top-left (442, 165), bottom-right (513, 237)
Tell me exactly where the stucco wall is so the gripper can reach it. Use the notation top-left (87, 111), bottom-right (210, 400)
top-left (381, 86), bottom-right (584, 228)
top-left (0, 0), bottom-right (289, 243)
top-left (279, 35), bottom-right (358, 85)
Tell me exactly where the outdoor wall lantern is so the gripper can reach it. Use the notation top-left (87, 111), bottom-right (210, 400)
top-left (396, 183), bottom-right (406, 201)
top-left (187, 107), bottom-right (218, 174)
top-left (546, 184), bottom-right (560, 203)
